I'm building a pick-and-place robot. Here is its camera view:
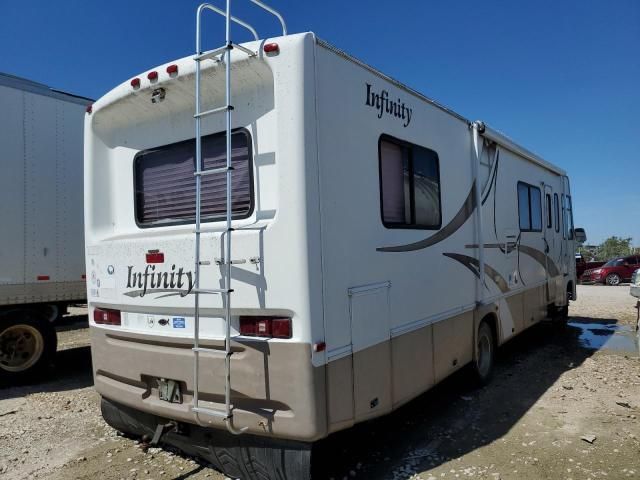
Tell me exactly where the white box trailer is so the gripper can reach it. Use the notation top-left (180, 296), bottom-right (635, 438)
top-left (0, 73), bottom-right (90, 381)
top-left (85, 5), bottom-right (585, 478)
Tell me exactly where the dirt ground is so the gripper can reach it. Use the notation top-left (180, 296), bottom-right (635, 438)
top-left (1, 287), bottom-right (639, 480)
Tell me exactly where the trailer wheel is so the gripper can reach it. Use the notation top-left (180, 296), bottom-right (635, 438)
top-left (0, 312), bottom-right (56, 382)
top-left (471, 321), bottom-right (495, 385)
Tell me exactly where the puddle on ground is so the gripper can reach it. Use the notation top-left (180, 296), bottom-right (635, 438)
top-left (567, 322), bottom-right (639, 355)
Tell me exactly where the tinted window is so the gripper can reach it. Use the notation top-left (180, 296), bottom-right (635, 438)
top-left (134, 130), bottom-right (252, 226)
top-left (604, 258), bottom-right (625, 267)
top-left (379, 136), bottom-right (441, 229)
top-left (517, 182), bottom-right (542, 232)
top-left (546, 193), bottom-right (552, 229)
top-left (554, 193), bottom-right (560, 233)
top-left (565, 195), bottom-right (574, 239)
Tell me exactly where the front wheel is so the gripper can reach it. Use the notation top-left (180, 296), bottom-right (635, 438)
top-left (606, 273), bottom-right (621, 286)
top-left (0, 312), bottom-right (57, 383)
top-left (471, 321), bottom-right (495, 385)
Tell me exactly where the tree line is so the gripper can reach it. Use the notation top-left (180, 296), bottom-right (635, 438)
top-left (577, 236), bottom-right (640, 262)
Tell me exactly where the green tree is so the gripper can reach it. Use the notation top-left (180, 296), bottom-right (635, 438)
top-left (597, 236), bottom-right (633, 261)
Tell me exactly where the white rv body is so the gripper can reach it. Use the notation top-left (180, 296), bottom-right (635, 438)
top-left (0, 73), bottom-right (89, 380)
top-left (86, 32), bottom-right (578, 477)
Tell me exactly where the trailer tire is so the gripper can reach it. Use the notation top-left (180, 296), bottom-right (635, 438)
top-left (471, 321), bottom-right (495, 385)
top-left (0, 311), bottom-right (57, 382)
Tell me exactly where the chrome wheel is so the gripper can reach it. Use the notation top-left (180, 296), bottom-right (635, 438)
top-left (0, 324), bottom-right (45, 373)
top-left (606, 273), bottom-right (621, 286)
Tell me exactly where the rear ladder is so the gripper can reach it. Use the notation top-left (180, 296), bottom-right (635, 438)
top-left (191, 1), bottom-right (286, 435)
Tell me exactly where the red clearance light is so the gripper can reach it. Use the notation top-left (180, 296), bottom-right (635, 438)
top-left (239, 316), bottom-right (291, 339)
top-left (86, 104), bottom-right (93, 114)
top-left (146, 250), bottom-right (164, 263)
top-left (166, 64), bottom-right (178, 75)
top-left (313, 342), bottom-right (326, 353)
top-left (37, 275), bottom-right (50, 281)
top-left (93, 308), bottom-right (121, 326)
top-left (263, 43), bottom-right (279, 54)
top-left (81, 274), bottom-right (86, 280)
top-left (131, 77), bottom-right (141, 89)
top-left (147, 71), bottom-right (158, 81)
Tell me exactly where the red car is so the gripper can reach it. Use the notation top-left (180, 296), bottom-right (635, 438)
top-left (582, 255), bottom-right (640, 286)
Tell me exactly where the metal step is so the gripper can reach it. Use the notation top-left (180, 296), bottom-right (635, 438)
top-left (191, 288), bottom-right (233, 295)
top-left (194, 165), bottom-right (234, 177)
top-left (192, 347), bottom-right (232, 356)
top-left (193, 105), bottom-right (234, 119)
top-left (192, 406), bottom-right (230, 420)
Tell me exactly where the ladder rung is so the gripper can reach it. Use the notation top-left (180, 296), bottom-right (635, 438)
top-left (192, 406), bottom-right (230, 420)
top-left (192, 347), bottom-right (232, 356)
top-left (198, 260), bottom-right (211, 266)
top-left (215, 258), bottom-right (246, 265)
top-left (194, 166), bottom-right (234, 177)
top-left (195, 45), bottom-right (230, 61)
top-left (191, 288), bottom-right (233, 295)
top-left (194, 105), bottom-right (234, 119)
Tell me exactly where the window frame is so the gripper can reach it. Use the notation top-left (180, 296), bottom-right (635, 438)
top-left (132, 128), bottom-right (255, 229)
top-left (545, 193), bottom-right (552, 229)
top-left (517, 181), bottom-right (543, 233)
top-left (378, 134), bottom-right (443, 231)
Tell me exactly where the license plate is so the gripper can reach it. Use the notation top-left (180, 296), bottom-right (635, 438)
top-left (158, 378), bottom-right (182, 404)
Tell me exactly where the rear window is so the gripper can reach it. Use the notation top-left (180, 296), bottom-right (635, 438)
top-left (134, 130), bottom-right (253, 226)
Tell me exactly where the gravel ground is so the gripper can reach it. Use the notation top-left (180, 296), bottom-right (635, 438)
top-left (1, 286), bottom-right (639, 480)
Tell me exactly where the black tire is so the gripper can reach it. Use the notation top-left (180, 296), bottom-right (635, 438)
top-left (0, 311), bottom-right (57, 383)
top-left (471, 321), bottom-right (495, 385)
top-left (101, 397), bottom-right (312, 480)
top-left (606, 273), bottom-right (621, 286)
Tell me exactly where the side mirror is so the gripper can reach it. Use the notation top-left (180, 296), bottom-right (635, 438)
top-left (574, 228), bottom-right (587, 244)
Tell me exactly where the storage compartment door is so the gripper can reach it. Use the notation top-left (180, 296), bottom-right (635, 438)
top-left (349, 282), bottom-right (392, 421)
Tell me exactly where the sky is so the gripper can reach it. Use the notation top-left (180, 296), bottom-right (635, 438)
top-left (1, 0), bottom-right (638, 245)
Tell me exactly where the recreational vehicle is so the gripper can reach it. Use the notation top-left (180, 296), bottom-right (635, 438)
top-left (85, 3), bottom-right (584, 478)
top-left (0, 73), bottom-right (90, 381)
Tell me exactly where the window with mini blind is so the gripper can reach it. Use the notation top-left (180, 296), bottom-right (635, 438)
top-left (378, 135), bottom-right (442, 229)
top-left (134, 130), bottom-right (253, 227)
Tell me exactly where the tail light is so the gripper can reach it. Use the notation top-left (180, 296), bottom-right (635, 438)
top-left (239, 316), bottom-right (291, 339)
top-left (93, 308), bottom-right (121, 326)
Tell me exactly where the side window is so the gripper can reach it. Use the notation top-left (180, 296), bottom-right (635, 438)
top-left (554, 193), bottom-right (560, 233)
top-left (517, 182), bottom-right (542, 232)
top-left (565, 195), bottom-right (574, 239)
top-left (561, 194), bottom-right (566, 239)
top-left (379, 135), bottom-right (442, 229)
top-left (545, 193), bottom-right (552, 229)
top-left (562, 194), bottom-right (574, 239)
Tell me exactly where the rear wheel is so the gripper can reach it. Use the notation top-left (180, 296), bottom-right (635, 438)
top-left (606, 273), bottom-right (621, 286)
top-left (0, 311), bottom-right (57, 382)
top-left (471, 321), bottom-right (495, 385)
top-left (101, 397), bottom-right (312, 480)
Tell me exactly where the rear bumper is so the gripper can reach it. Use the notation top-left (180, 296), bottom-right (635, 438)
top-left (90, 326), bottom-right (327, 441)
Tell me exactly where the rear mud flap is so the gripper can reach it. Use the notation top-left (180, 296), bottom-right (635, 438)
top-left (100, 397), bottom-right (311, 480)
